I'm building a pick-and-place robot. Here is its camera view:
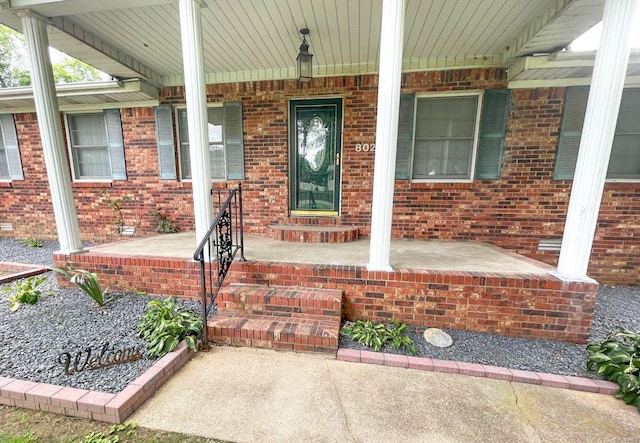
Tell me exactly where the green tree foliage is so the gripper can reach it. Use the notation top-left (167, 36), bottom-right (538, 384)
top-left (0, 24), bottom-right (106, 87)
top-left (51, 57), bottom-right (104, 84)
top-left (0, 25), bottom-right (30, 87)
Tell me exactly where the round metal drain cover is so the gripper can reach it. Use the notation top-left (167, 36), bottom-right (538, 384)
top-left (423, 328), bottom-right (453, 348)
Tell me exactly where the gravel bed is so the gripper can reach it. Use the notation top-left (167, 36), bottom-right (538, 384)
top-left (1, 237), bottom-right (639, 390)
top-left (339, 286), bottom-right (640, 379)
top-left (0, 238), bottom-right (200, 393)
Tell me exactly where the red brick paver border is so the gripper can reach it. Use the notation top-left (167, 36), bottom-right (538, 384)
top-left (0, 341), bottom-right (195, 424)
top-left (336, 349), bottom-right (618, 395)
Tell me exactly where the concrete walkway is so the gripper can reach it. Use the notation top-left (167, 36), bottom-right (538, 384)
top-left (131, 347), bottom-right (640, 443)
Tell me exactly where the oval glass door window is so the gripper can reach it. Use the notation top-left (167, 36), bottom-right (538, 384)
top-left (298, 116), bottom-right (328, 172)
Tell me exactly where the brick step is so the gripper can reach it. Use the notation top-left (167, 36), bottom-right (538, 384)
top-left (267, 224), bottom-right (359, 243)
top-left (217, 283), bottom-right (342, 318)
top-left (207, 313), bottom-right (340, 354)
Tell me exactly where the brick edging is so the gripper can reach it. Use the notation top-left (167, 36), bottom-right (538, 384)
top-left (336, 349), bottom-right (618, 395)
top-left (0, 341), bottom-right (195, 424)
top-left (0, 262), bottom-right (49, 284)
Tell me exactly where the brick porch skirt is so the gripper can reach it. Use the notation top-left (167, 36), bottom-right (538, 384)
top-left (53, 252), bottom-right (596, 344)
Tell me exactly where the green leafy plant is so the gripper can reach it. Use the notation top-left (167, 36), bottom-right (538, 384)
top-left (341, 319), bottom-right (416, 355)
top-left (99, 189), bottom-right (140, 236)
top-left (2, 275), bottom-right (47, 311)
top-left (18, 237), bottom-right (43, 248)
top-left (137, 297), bottom-right (202, 358)
top-left (150, 210), bottom-right (179, 234)
top-left (79, 431), bottom-right (118, 443)
top-left (50, 268), bottom-right (109, 307)
top-left (341, 320), bottom-right (389, 351)
top-left (587, 326), bottom-right (640, 412)
top-left (0, 433), bottom-right (38, 443)
top-left (109, 422), bottom-right (138, 437)
top-left (387, 318), bottom-right (417, 355)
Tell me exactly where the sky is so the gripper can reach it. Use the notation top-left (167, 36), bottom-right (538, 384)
top-left (569, 5), bottom-right (640, 51)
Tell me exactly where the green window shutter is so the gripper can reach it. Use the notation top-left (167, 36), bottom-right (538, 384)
top-left (0, 114), bottom-right (24, 180)
top-left (554, 86), bottom-right (588, 180)
top-left (103, 109), bottom-right (127, 180)
top-left (476, 89), bottom-right (509, 179)
top-left (154, 105), bottom-right (177, 179)
top-left (223, 102), bottom-right (244, 180)
top-left (395, 93), bottom-right (415, 179)
top-left (608, 88), bottom-right (640, 179)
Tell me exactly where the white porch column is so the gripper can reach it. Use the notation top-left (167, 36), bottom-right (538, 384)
top-left (556, 0), bottom-right (638, 279)
top-left (368, 0), bottom-right (406, 272)
top-left (20, 11), bottom-right (82, 254)
top-left (178, 0), bottom-right (212, 244)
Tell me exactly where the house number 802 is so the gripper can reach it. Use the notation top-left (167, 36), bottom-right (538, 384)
top-left (355, 143), bottom-right (376, 152)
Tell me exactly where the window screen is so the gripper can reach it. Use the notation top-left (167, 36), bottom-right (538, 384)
top-left (178, 108), bottom-right (226, 180)
top-left (412, 96), bottom-right (478, 179)
top-left (68, 114), bottom-right (111, 179)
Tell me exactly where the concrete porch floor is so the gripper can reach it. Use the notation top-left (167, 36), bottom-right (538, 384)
top-left (88, 232), bottom-right (553, 274)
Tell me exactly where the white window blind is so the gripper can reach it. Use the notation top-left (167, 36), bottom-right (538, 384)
top-left (412, 96), bottom-right (478, 180)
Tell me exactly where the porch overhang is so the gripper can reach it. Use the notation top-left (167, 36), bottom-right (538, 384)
top-left (508, 50), bottom-right (640, 88)
top-left (0, 79), bottom-right (159, 113)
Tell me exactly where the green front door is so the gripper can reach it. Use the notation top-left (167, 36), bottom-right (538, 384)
top-left (289, 98), bottom-right (343, 215)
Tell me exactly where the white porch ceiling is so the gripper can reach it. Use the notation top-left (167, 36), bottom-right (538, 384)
top-left (0, 0), bottom-right (607, 87)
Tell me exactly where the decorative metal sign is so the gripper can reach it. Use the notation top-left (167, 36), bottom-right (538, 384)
top-left (58, 342), bottom-right (144, 375)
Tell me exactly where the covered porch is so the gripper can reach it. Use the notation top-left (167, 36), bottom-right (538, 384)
top-left (53, 233), bottom-right (597, 344)
top-left (1, 0), bottom-right (636, 286)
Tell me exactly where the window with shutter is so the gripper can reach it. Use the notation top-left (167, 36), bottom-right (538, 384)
top-left (67, 113), bottom-right (112, 180)
top-left (555, 86), bottom-right (640, 180)
top-left (0, 114), bottom-right (24, 180)
top-left (65, 110), bottom-right (126, 181)
top-left (177, 102), bottom-right (244, 181)
top-left (395, 93), bottom-right (481, 181)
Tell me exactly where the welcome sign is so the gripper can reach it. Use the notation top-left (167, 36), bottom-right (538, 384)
top-left (59, 342), bottom-right (144, 375)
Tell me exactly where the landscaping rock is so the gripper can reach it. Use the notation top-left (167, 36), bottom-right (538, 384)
top-left (0, 238), bottom-right (201, 393)
top-left (423, 328), bottom-right (453, 348)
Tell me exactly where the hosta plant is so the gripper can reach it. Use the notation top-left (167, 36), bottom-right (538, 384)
top-left (587, 327), bottom-right (640, 412)
top-left (341, 319), bottom-right (416, 355)
top-left (2, 275), bottom-right (47, 311)
top-left (342, 320), bottom-right (389, 351)
top-left (137, 297), bottom-right (202, 358)
top-left (387, 318), bottom-right (417, 356)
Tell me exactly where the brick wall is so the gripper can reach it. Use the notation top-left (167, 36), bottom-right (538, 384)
top-left (1, 113), bottom-right (56, 238)
top-left (227, 260), bottom-right (597, 344)
top-left (1, 69), bottom-right (638, 285)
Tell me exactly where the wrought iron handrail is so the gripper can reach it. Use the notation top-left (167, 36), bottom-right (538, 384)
top-left (193, 184), bottom-right (245, 344)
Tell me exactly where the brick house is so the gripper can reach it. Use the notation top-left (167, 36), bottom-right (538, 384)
top-left (0, 0), bottom-right (638, 343)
